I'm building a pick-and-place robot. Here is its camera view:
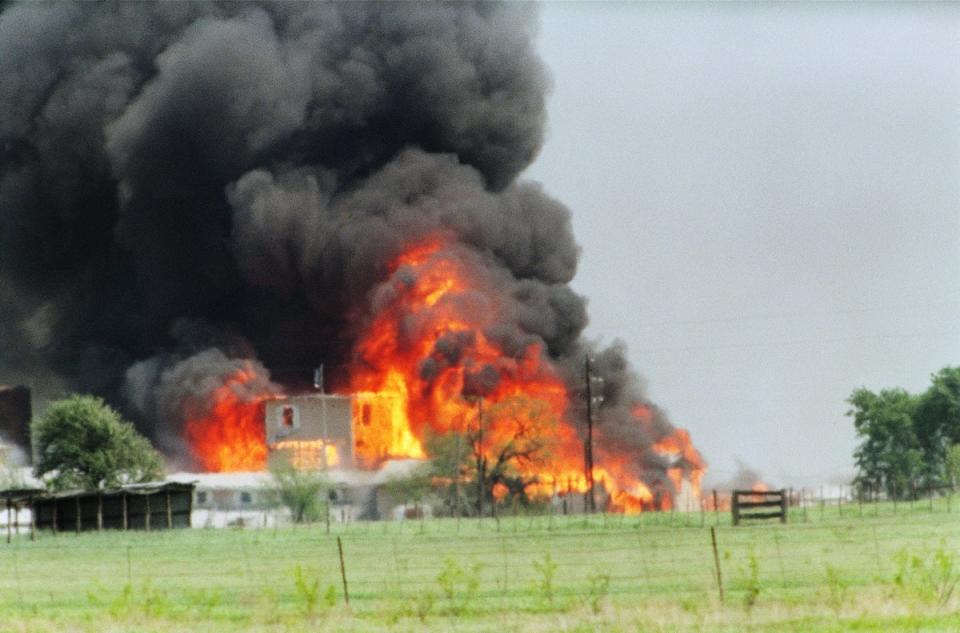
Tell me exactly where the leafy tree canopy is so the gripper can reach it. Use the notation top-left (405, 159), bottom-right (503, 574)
top-left (263, 458), bottom-right (331, 524)
top-left (849, 366), bottom-right (960, 499)
top-left (32, 394), bottom-right (164, 491)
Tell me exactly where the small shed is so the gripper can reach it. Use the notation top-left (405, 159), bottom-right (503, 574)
top-left (29, 482), bottom-right (196, 533)
top-left (0, 487), bottom-right (43, 541)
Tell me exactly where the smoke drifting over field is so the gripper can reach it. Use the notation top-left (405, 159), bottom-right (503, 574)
top-left (0, 2), bottom-right (701, 497)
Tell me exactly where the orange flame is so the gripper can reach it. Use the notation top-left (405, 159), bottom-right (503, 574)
top-left (349, 238), bottom-right (703, 512)
top-left (182, 237), bottom-right (706, 512)
top-left (273, 440), bottom-right (340, 470)
top-left (184, 364), bottom-right (271, 472)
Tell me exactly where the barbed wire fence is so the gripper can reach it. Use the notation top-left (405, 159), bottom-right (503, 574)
top-left (0, 491), bottom-right (958, 620)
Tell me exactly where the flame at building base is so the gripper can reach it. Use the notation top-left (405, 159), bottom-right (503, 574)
top-left (183, 239), bottom-right (705, 513)
top-left (183, 364), bottom-right (270, 473)
top-left (347, 238), bottom-right (704, 513)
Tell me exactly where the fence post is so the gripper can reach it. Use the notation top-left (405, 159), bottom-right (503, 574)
top-left (337, 535), bottom-right (350, 606)
top-left (710, 526), bottom-right (724, 605)
top-left (712, 490), bottom-right (719, 526)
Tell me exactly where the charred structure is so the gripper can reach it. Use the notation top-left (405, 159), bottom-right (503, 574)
top-left (0, 385), bottom-right (30, 458)
top-left (0, 3), bottom-right (702, 510)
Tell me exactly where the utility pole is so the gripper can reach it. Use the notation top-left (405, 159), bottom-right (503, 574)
top-left (476, 397), bottom-right (485, 519)
top-left (584, 356), bottom-right (595, 513)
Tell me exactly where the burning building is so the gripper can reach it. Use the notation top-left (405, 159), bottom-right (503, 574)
top-left (0, 3), bottom-right (703, 513)
top-left (265, 393), bottom-right (355, 469)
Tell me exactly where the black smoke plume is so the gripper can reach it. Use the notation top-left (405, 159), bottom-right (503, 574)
top-left (0, 1), bottom-right (702, 485)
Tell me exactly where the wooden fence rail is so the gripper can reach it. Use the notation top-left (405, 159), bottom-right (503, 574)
top-left (732, 489), bottom-right (787, 525)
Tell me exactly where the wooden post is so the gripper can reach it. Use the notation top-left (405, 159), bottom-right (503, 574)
top-left (166, 491), bottom-right (173, 529)
top-left (75, 496), bottom-right (81, 534)
top-left (710, 526), bottom-right (724, 604)
top-left (52, 501), bottom-right (58, 535)
top-left (122, 493), bottom-right (128, 531)
top-left (97, 493), bottom-right (103, 532)
top-left (337, 535), bottom-right (350, 606)
top-left (712, 489), bottom-right (719, 525)
top-left (476, 398), bottom-right (484, 521)
top-left (145, 494), bottom-right (151, 531)
top-left (732, 492), bottom-right (740, 526)
top-left (780, 489), bottom-right (787, 524)
top-left (29, 497), bottom-right (35, 541)
top-left (6, 497), bottom-right (12, 544)
top-left (454, 430), bottom-right (462, 528)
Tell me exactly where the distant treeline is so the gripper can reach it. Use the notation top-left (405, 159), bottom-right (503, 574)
top-left (849, 366), bottom-right (960, 500)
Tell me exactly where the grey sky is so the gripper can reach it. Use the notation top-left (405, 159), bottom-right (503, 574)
top-left (526, 2), bottom-right (960, 486)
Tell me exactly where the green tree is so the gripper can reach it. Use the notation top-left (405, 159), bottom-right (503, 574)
top-left (424, 430), bottom-right (473, 516)
top-left (380, 461), bottom-right (435, 517)
top-left (945, 445), bottom-right (960, 490)
top-left (914, 367), bottom-right (960, 485)
top-left (32, 394), bottom-right (164, 491)
top-left (848, 387), bottom-right (921, 500)
top-left (263, 458), bottom-right (331, 523)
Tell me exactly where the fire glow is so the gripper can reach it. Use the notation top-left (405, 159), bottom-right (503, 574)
top-left (185, 239), bottom-right (705, 512)
top-left (184, 363), bottom-right (269, 472)
top-left (348, 238), bottom-right (704, 512)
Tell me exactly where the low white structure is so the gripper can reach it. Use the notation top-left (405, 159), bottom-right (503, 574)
top-left (168, 459), bottom-right (427, 528)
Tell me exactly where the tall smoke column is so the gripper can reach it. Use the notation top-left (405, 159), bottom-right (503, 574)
top-left (0, 1), bottom-right (703, 495)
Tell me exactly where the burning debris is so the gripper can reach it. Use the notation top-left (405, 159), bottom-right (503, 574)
top-left (0, 3), bottom-right (703, 511)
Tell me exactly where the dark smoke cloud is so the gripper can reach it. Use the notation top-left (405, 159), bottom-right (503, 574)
top-left (0, 1), bottom-right (701, 481)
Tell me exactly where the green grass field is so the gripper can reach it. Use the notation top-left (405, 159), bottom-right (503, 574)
top-left (2, 499), bottom-right (960, 632)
